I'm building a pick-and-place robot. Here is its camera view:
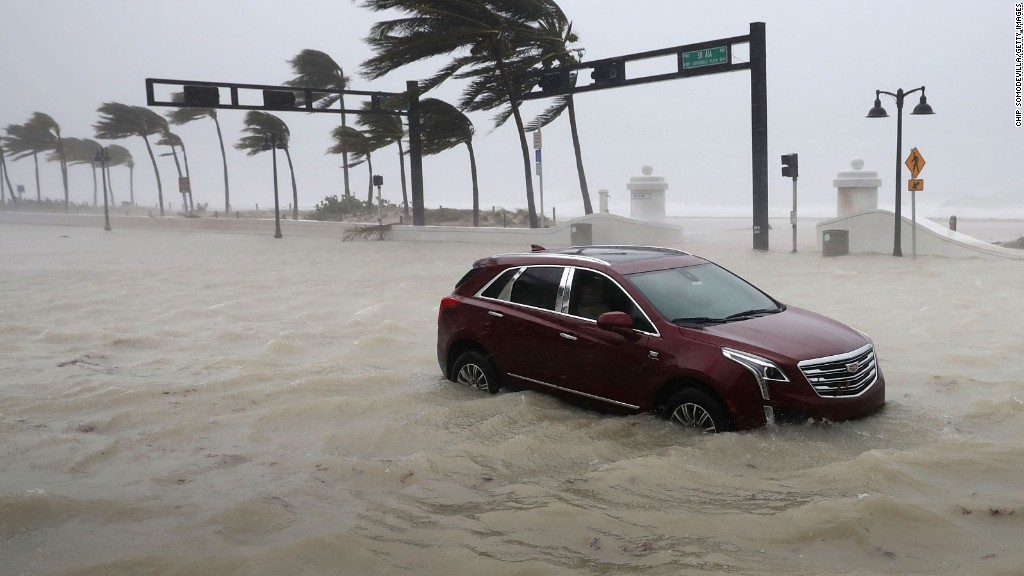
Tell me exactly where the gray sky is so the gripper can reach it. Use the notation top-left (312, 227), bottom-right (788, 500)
top-left (1, 0), bottom-right (1021, 218)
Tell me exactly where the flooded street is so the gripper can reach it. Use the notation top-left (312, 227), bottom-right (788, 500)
top-left (2, 222), bottom-right (1023, 575)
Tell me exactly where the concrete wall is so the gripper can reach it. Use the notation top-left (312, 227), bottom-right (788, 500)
top-left (0, 210), bottom-right (683, 247)
top-left (816, 210), bottom-right (1024, 260)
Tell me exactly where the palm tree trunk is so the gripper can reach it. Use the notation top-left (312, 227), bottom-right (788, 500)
top-left (106, 165), bottom-right (116, 206)
top-left (56, 132), bottom-right (69, 212)
top-left (1, 145), bottom-right (17, 204)
top-left (466, 141), bottom-right (480, 227)
top-left (181, 143), bottom-right (194, 214)
top-left (341, 94), bottom-right (351, 197)
top-left (492, 47), bottom-right (538, 228)
top-left (284, 148), bottom-right (298, 220)
top-left (141, 136), bottom-right (164, 216)
top-left (32, 153), bottom-right (41, 201)
top-left (396, 140), bottom-right (409, 218)
top-left (213, 115), bottom-right (230, 213)
top-left (91, 165), bottom-right (98, 206)
top-left (129, 166), bottom-right (135, 206)
top-left (366, 154), bottom-right (375, 204)
top-left (567, 96), bottom-right (593, 215)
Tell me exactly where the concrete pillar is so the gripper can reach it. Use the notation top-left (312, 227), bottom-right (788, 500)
top-left (627, 166), bottom-right (668, 222)
top-left (598, 189), bottom-right (609, 213)
top-left (834, 157), bottom-right (881, 218)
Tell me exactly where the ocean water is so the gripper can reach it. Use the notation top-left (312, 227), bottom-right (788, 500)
top-left (2, 222), bottom-right (1023, 575)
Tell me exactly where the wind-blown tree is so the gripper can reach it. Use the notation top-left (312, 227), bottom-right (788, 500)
top-left (361, 0), bottom-right (575, 228)
top-left (106, 145), bottom-right (135, 206)
top-left (167, 93), bottom-right (230, 213)
top-left (3, 113), bottom-right (70, 205)
top-left (0, 140), bottom-right (15, 204)
top-left (157, 131), bottom-right (193, 214)
top-left (356, 102), bottom-right (408, 216)
top-left (236, 111), bottom-right (299, 219)
top-left (285, 49), bottom-right (352, 198)
top-left (328, 126), bottom-right (379, 205)
top-left (53, 137), bottom-right (102, 205)
top-left (29, 113), bottom-right (70, 210)
top-left (94, 103), bottom-right (169, 216)
top-left (419, 98), bottom-right (481, 226)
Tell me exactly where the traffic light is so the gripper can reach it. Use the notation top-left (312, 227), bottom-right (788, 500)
top-left (538, 69), bottom-right (570, 93)
top-left (183, 85), bottom-right (219, 107)
top-left (262, 90), bottom-right (296, 110)
top-left (590, 61), bottom-right (625, 85)
top-left (781, 153), bottom-right (799, 178)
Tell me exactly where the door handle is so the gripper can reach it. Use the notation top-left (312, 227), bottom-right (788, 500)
top-left (488, 311), bottom-right (504, 318)
top-left (559, 333), bottom-right (578, 341)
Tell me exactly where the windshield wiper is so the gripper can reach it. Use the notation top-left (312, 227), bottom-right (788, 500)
top-left (672, 316), bottom-right (728, 326)
top-left (724, 307), bottom-right (781, 321)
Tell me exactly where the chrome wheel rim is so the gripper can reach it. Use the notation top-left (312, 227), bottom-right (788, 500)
top-left (456, 363), bottom-right (489, 391)
top-left (671, 403), bottom-right (717, 432)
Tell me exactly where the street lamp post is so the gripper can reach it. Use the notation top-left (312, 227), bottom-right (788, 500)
top-left (94, 146), bottom-right (112, 231)
top-left (262, 133), bottom-right (284, 239)
top-left (866, 86), bottom-right (934, 257)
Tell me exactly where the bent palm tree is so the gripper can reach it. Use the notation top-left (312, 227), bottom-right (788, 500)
top-left (3, 121), bottom-right (51, 202)
top-left (94, 103), bottom-right (169, 215)
top-left (419, 98), bottom-right (481, 226)
top-left (361, 0), bottom-right (569, 228)
top-left (27, 113), bottom-right (70, 210)
top-left (286, 49), bottom-right (352, 198)
top-left (107, 145), bottom-right (135, 206)
top-left (167, 94), bottom-right (230, 213)
top-left (328, 126), bottom-right (377, 205)
top-left (236, 111), bottom-right (299, 218)
top-left (356, 102), bottom-right (408, 216)
top-left (53, 137), bottom-right (101, 205)
top-left (0, 140), bottom-right (15, 203)
top-left (157, 131), bottom-right (194, 214)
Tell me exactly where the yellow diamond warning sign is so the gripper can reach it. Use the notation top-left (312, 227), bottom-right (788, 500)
top-left (905, 148), bottom-right (925, 178)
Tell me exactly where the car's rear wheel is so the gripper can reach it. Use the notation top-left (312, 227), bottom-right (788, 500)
top-left (663, 389), bottom-right (730, 433)
top-left (451, 351), bottom-right (499, 394)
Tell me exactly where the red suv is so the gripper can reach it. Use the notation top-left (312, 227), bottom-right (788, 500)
top-left (437, 246), bottom-right (885, 432)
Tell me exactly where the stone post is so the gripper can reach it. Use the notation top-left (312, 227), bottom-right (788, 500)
top-left (627, 166), bottom-right (668, 222)
top-left (834, 157), bottom-right (881, 218)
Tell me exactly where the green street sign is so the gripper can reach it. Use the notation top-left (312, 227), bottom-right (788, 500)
top-left (680, 46), bottom-right (729, 70)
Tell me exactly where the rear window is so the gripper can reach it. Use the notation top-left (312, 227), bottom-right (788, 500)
top-left (480, 266), bottom-right (563, 311)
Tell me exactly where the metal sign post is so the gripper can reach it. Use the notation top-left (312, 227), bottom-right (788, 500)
top-left (905, 147), bottom-right (926, 259)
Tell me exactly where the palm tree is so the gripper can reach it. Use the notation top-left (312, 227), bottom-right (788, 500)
top-left (106, 145), bottom-right (135, 206)
top-left (26, 113), bottom-right (70, 210)
top-left (0, 140), bottom-right (15, 204)
top-left (361, 0), bottom-right (569, 228)
top-left (94, 103), bottom-right (169, 216)
top-left (328, 126), bottom-right (379, 205)
top-left (286, 49), bottom-right (352, 198)
top-left (419, 98), bottom-right (481, 226)
top-left (236, 111), bottom-right (299, 218)
top-left (157, 131), bottom-right (194, 214)
top-left (3, 122), bottom-right (49, 201)
top-left (356, 102), bottom-right (408, 216)
top-left (167, 94), bottom-right (230, 213)
top-left (53, 137), bottom-right (101, 205)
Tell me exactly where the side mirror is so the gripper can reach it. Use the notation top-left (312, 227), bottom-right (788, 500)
top-left (596, 311), bottom-right (639, 340)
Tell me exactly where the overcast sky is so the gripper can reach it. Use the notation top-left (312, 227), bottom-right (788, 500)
top-left (1, 0), bottom-right (1021, 219)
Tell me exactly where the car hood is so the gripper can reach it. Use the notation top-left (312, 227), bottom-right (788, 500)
top-left (685, 306), bottom-right (869, 362)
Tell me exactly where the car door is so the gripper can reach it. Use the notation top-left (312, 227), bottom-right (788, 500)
top-left (477, 265), bottom-right (570, 390)
top-left (549, 268), bottom-right (656, 411)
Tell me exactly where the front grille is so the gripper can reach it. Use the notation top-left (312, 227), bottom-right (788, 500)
top-left (798, 344), bottom-right (877, 398)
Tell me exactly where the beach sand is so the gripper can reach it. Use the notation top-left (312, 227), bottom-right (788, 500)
top-left (1, 219), bottom-right (1023, 575)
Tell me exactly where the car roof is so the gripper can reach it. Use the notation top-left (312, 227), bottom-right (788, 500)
top-left (481, 245), bottom-right (708, 274)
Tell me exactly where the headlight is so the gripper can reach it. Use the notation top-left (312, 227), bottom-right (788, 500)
top-left (722, 348), bottom-right (790, 400)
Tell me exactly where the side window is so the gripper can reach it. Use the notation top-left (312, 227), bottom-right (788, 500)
top-left (480, 266), bottom-right (564, 312)
top-left (509, 267), bottom-right (563, 311)
top-left (480, 268), bottom-right (519, 299)
top-left (569, 269), bottom-right (655, 332)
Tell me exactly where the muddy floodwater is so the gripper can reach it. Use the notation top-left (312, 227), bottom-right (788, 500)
top-left (2, 221), bottom-right (1023, 575)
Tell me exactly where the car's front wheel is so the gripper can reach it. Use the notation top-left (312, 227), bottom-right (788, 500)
top-left (663, 389), bottom-right (730, 433)
top-left (451, 351), bottom-right (500, 394)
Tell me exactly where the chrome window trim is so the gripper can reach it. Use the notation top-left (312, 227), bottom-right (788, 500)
top-left (508, 372), bottom-right (640, 410)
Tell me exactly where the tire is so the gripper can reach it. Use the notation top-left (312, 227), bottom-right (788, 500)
top-left (451, 351), bottom-right (500, 394)
top-left (662, 389), bottom-right (730, 433)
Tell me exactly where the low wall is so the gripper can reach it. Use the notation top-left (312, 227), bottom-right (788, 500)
top-left (815, 210), bottom-right (1024, 260)
top-left (0, 210), bottom-right (683, 247)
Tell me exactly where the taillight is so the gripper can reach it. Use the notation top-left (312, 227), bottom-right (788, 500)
top-left (438, 296), bottom-right (461, 322)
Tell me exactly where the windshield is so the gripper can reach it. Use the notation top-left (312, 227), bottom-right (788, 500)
top-left (626, 263), bottom-right (781, 326)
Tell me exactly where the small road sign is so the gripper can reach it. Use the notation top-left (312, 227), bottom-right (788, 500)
top-left (905, 147), bottom-right (926, 178)
top-left (908, 179), bottom-right (924, 191)
top-left (680, 46), bottom-right (729, 70)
